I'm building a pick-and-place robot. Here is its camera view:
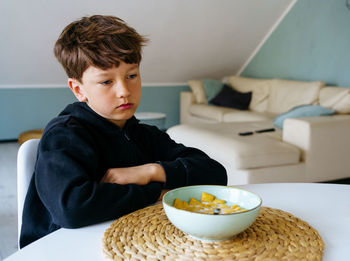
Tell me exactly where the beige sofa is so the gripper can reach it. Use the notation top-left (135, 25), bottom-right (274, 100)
top-left (167, 76), bottom-right (350, 185)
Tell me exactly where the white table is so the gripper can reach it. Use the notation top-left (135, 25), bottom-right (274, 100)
top-left (134, 112), bottom-right (166, 130)
top-left (5, 183), bottom-right (350, 261)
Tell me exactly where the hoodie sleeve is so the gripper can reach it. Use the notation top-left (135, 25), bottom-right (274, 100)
top-left (140, 125), bottom-right (227, 189)
top-left (35, 125), bottom-right (162, 229)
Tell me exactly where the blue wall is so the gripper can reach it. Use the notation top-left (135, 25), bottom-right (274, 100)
top-left (0, 85), bottom-right (189, 140)
top-left (0, 88), bottom-right (75, 140)
top-left (137, 85), bottom-right (189, 128)
top-left (242, 0), bottom-right (350, 87)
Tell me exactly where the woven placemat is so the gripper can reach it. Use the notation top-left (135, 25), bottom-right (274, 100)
top-left (103, 204), bottom-right (324, 261)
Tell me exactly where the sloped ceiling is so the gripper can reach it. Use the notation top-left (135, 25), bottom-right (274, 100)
top-left (0, 0), bottom-right (295, 86)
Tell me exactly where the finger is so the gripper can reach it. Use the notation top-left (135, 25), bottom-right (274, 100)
top-left (100, 174), bottom-right (109, 183)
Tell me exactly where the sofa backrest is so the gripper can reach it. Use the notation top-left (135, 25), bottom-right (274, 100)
top-left (319, 86), bottom-right (350, 114)
top-left (188, 80), bottom-right (207, 104)
top-left (189, 76), bottom-right (350, 115)
top-left (267, 79), bottom-right (325, 114)
top-left (228, 76), bottom-right (270, 113)
top-left (229, 76), bottom-right (325, 114)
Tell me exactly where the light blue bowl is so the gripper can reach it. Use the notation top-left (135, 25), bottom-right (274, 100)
top-left (162, 185), bottom-right (262, 241)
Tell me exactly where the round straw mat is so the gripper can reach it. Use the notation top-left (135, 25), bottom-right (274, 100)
top-left (103, 204), bottom-right (324, 261)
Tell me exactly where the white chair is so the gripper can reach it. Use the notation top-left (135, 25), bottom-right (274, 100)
top-left (17, 138), bottom-right (40, 248)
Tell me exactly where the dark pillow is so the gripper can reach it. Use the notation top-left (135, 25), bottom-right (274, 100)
top-left (209, 84), bottom-right (252, 110)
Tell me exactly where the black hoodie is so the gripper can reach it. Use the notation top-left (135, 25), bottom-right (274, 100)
top-left (20, 102), bottom-right (227, 248)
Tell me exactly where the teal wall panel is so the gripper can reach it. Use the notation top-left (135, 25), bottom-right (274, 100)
top-left (138, 85), bottom-right (189, 129)
top-left (0, 88), bottom-right (76, 140)
top-left (242, 0), bottom-right (350, 87)
top-left (0, 85), bottom-right (189, 140)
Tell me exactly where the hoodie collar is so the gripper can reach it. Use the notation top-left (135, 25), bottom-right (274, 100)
top-left (60, 102), bottom-right (139, 135)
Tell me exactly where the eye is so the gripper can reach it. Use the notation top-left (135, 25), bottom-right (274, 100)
top-left (127, 73), bottom-right (138, 80)
top-left (100, 80), bottom-right (113, 85)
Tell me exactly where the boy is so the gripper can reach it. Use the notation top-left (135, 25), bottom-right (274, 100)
top-left (20, 15), bottom-right (227, 248)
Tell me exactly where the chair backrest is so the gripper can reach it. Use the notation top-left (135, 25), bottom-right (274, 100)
top-left (17, 138), bottom-right (40, 247)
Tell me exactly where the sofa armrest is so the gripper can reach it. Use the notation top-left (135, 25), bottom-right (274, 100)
top-left (282, 115), bottom-right (350, 181)
top-left (180, 91), bottom-right (196, 124)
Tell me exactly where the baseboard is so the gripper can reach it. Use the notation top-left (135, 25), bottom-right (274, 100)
top-left (320, 178), bottom-right (350, 185)
top-left (0, 139), bottom-right (18, 143)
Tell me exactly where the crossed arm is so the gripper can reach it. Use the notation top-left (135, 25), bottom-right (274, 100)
top-left (100, 163), bottom-right (168, 200)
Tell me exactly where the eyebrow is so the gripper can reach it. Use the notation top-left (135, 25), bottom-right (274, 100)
top-left (127, 65), bottom-right (139, 71)
top-left (95, 72), bottom-right (110, 76)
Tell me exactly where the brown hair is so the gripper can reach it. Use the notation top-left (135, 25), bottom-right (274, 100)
top-left (54, 15), bottom-right (148, 82)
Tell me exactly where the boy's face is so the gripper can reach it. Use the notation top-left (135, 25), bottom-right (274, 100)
top-left (68, 62), bottom-right (141, 128)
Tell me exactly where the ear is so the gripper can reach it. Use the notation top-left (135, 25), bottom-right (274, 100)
top-left (68, 78), bottom-right (87, 102)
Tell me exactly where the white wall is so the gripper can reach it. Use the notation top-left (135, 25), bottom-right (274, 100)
top-left (0, 0), bottom-right (294, 86)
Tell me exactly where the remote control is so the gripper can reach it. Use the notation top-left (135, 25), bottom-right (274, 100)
top-left (255, 128), bottom-right (275, 133)
top-left (239, 131), bottom-right (254, 136)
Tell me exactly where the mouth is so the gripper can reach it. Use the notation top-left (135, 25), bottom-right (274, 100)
top-left (117, 103), bottom-right (133, 110)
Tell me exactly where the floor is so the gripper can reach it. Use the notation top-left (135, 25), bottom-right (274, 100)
top-left (0, 141), bottom-right (19, 260)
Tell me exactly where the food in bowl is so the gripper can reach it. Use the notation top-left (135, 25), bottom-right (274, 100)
top-left (173, 192), bottom-right (247, 214)
top-left (162, 185), bottom-right (262, 241)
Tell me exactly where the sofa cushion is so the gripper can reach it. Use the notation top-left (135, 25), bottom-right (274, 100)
top-left (202, 79), bottom-right (224, 102)
top-left (273, 105), bottom-right (335, 129)
top-left (209, 84), bottom-right (252, 110)
top-left (228, 76), bottom-right (270, 113)
top-left (319, 86), bottom-right (350, 114)
top-left (223, 110), bottom-right (274, 122)
top-left (189, 104), bottom-right (235, 121)
top-left (267, 79), bottom-right (325, 114)
top-left (189, 104), bottom-right (274, 122)
top-left (167, 122), bottom-right (300, 169)
top-left (188, 80), bottom-right (207, 104)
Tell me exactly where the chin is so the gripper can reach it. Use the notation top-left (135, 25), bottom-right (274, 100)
top-left (112, 113), bottom-right (134, 122)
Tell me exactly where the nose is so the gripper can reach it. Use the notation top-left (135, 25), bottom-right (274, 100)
top-left (115, 80), bottom-right (130, 98)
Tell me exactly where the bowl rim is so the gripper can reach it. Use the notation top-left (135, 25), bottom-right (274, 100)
top-left (162, 185), bottom-right (262, 216)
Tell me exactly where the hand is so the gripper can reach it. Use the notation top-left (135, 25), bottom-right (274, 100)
top-left (100, 163), bottom-right (166, 185)
top-left (158, 189), bottom-right (169, 201)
